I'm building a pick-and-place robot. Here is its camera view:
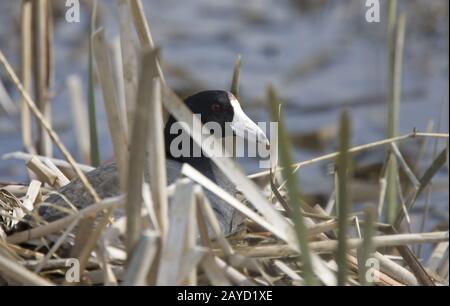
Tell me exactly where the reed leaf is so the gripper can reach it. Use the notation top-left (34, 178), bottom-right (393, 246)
top-left (336, 110), bottom-right (352, 286)
top-left (88, 0), bottom-right (100, 167)
top-left (267, 84), bottom-right (315, 285)
top-left (230, 54), bottom-right (241, 98)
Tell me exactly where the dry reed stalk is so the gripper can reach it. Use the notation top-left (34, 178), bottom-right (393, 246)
top-left (384, 230), bottom-right (436, 286)
top-left (3, 151), bottom-right (95, 173)
top-left (85, 266), bottom-right (124, 285)
top-left (118, 0), bottom-right (139, 135)
top-left (32, 0), bottom-right (52, 157)
top-left (195, 190), bottom-right (234, 258)
top-left (200, 253), bottom-right (231, 285)
top-left (327, 209), bottom-right (415, 286)
top-left (126, 0), bottom-right (168, 122)
top-left (249, 132), bottom-right (449, 180)
top-left (19, 258), bottom-right (98, 271)
top-left (0, 238), bottom-right (30, 258)
top-left (92, 28), bottom-right (129, 190)
top-left (427, 242), bottom-right (449, 273)
top-left (111, 37), bottom-right (128, 136)
top-left (6, 195), bottom-right (124, 245)
top-left (67, 218), bottom-right (96, 270)
top-left (72, 208), bottom-right (115, 283)
top-left (1, 242), bottom-right (42, 262)
top-left (67, 75), bottom-right (90, 164)
top-left (415, 120), bottom-right (435, 169)
top-left (33, 218), bottom-right (79, 273)
top-left (20, 0), bottom-right (34, 153)
top-left (125, 50), bottom-right (159, 253)
top-left (224, 232), bottom-right (447, 258)
top-left (183, 186), bottom-right (199, 285)
top-left (0, 51), bottom-right (100, 203)
top-left (95, 244), bottom-right (118, 286)
top-left (178, 246), bottom-right (207, 285)
top-left (307, 219), bottom-right (339, 236)
top-left (26, 156), bottom-right (58, 187)
top-left (396, 172), bottom-right (412, 226)
top-left (417, 121), bottom-right (443, 257)
top-left (26, 156), bottom-right (68, 188)
top-left (146, 78), bottom-right (168, 237)
top-left (395, 147), bottom-right (448, 228)
top-left (141, 182), bottom-right (159, 230)
top-left (345, 254), bottom-right (405, 286)
top-left (390, 142), bottom-right (420, 189)
top-left (42, 158), bottom-right (70, 186)
top-left (181, 164), bottom-right (288, 243)
top-left (273, 260), bottom-right (303, 284)
top-left (0, 254), bottom-right (53, 286)
top-left (127, 0), bottom-right (154, 47)
top-left (123, 230), bottom-right (159, 285)
top-left (22, 180), bottom-right (42, 211)
top-left (214, 256), bottom-right (255, 286)
top-left (371, 251), bottom-right (418, 285)
top-left (377, 157), bottom-right (389, 217)
top-left (196, 195), bottom-right (213, 250)
top-left (157, 180), bottom-right (195, 285)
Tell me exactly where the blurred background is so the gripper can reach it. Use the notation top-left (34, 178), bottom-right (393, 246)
top-left (0, 1), bottom-right (448, 234)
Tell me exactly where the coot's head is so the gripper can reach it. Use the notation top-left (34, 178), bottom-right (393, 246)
top-left (182, 90), bottom-right (268, 144)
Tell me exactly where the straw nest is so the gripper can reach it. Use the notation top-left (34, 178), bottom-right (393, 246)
top-left (0, 0), bottom-right (448, 286)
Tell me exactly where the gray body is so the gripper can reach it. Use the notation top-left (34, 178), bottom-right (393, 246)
top-left (40, 158), bottom-right (244, 236)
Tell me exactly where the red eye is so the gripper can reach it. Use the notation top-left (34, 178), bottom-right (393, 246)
top-left (211, 103), bottom-right (221, 113)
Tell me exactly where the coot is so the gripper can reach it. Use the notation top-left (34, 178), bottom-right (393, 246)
top-left (39, 90), bottom-right (268, 236)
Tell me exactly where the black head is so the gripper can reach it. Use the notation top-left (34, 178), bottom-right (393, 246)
top-left (164, 90), bottom-right (268, 160)
top-left (184, 90), bottom-right (235, 133)
top-left (164, 90), bottom-right (235, 146)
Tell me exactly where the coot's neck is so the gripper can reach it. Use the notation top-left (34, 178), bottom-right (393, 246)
top-left (163, 115), bottom-right (233, 194)
top-left (164, 115), bottom-right (212, 163)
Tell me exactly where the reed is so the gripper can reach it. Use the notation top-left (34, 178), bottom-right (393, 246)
top-left (92, 28), bottom-right (129, 190)
top-left (268, 84), bottom-right (315, 285)
top-left (87, 0), bottom-right (100, 167)
top-left (19, 0), bottom-right (34, 154)
top-left (125, 50), bottom-right (159, 253)
top-left (0, 1), bottom-right (448, 287)
top-left (67, 75), bottom-right (90, 164)
top-left (32, 0), bottom-right (52, 157)
top-left (336, 110), bottom-right (352, 285)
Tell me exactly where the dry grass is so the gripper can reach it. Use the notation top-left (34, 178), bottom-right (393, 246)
top-left (0, 1), bottom-right (448, 286)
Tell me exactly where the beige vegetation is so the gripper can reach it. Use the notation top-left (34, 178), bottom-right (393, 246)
top-left (0, 0), bottom-right (448, 286)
